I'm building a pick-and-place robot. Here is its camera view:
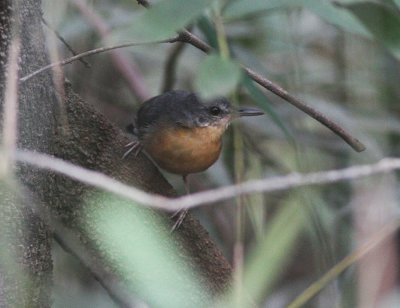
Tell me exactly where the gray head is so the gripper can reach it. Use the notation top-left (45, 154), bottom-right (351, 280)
top-left (135, 90), bottom-right (264, 136)
top-left (193, 96), bottom-right (233, 127)
top-left (169, 91), bottom-right (264, 129)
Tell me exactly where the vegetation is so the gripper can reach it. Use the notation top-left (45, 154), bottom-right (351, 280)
top-left (1, 0), bottom-right (400, 307)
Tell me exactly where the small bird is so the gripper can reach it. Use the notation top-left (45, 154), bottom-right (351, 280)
top-left (124, 90), bottom-right (264, 229)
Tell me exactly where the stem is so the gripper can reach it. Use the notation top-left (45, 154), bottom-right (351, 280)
top-left (213, 3), bottom-right (230, 60)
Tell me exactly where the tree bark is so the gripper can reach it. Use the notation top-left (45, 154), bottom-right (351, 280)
top-left (1, 0), bottom-right (54, 306)
top-left (0, 0), bottom-right (232, 306)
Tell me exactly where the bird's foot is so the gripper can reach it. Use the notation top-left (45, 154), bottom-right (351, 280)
top-left (169, 175), bottom-right (190, 231)
top-left (170, 209), bottom-right (188, 232)
top-left (122, 141), bottom-right (143, 159)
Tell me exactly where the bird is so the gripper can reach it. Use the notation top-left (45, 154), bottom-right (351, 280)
top-left (123, 90), bottom-right (264, 229)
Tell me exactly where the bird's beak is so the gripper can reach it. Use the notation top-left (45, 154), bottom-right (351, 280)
top-left (237, 107), bottom-right (264, 117)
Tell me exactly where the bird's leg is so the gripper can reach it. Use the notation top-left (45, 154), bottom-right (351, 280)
top-left (122, 140), bottom-right (143, 159)
top-left (170, 175), bottom-right (189, 231)
top-left (183, 174), bottom-right (189, 194)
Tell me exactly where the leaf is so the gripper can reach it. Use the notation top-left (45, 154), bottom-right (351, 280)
top-left (223, 0), bottom-right (293, 19)
top-left (223, 0), bottom-right (370, 38)
top-left (124, 0), bottom-right (212, 41)
top-left (337, 1), bottom-right (400, 59)
top-left (197, 16), bottom-right (219, 50)
top-left (306, 0), bottom-right (370, 37)
top-left (194, 54), bottom-right (242, 99)
top-left (87, 194), bottom-right (207, 308)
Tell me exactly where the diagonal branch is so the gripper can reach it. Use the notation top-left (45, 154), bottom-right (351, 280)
top-left (242, 66), bottom-right (365, 152)
top-left (41, 17), bottom-right (91, 68)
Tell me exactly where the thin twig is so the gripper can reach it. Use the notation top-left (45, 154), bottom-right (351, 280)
top-left (14, 150), bottom-right (400, 211)
top-left (177, 29), bottom-right (212, 53)
top-left (19, 38), bottom-right (178, 83)
top-left (286, 220), bottom-right (400, 308)
top-left (243, 67), bottom-right (365, 152)
top-left (41, 17), bottom-right (91, 68)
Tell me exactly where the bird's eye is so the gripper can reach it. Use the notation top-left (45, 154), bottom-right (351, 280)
top-left (210, 106), bottom-right (221, 116)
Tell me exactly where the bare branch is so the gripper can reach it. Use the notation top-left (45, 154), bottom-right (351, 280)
top-left (243, 66), bottom-right (366, 152)
top-left (19, 38), bottom-right (178, 83)
top-left (41, 17), bottom-right (91, 68)
top-left (177, 30), bottom-right (212, 53)
top-left (15, 150), bottom-right (400, 211)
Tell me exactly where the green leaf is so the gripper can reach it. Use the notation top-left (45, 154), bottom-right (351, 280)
top-left (223, 0), bottom-right (293, 19)
top-left (86, 194), bottom-right (207, 308)
top-left (338, 1), bottom-right (400, 59)
top-left (194, 54), bottom-right (242, 99)
top-left (197, 15), bottom-right (219, 50)
top-left (224, 0), bottom-right (370, 38)
top-left (306, 0), bottom-right (370, 37)
top-left (395, 0), bottom-right (400, 9)
top-left (126, 0), bottom-right (212, 41)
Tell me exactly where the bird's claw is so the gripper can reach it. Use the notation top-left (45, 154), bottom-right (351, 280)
top-left (122, 141), bottom-right (143, 159)
top-left (170, 209), bottom-right (188, 232)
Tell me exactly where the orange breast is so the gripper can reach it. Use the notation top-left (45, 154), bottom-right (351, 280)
top-left (142, 125), bottom-right (223, 175)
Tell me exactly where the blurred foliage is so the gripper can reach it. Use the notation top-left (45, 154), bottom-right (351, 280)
top-left (114, 0), bottom-right (212, 41)
top-left (194, 53), bottom-right (242, 99)
top-left (84, 194), bottom-right (208, 307)
top-left (339, 1), bottom-right (400, 59)
top-left (41, 0), bottom-right (400, 307)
